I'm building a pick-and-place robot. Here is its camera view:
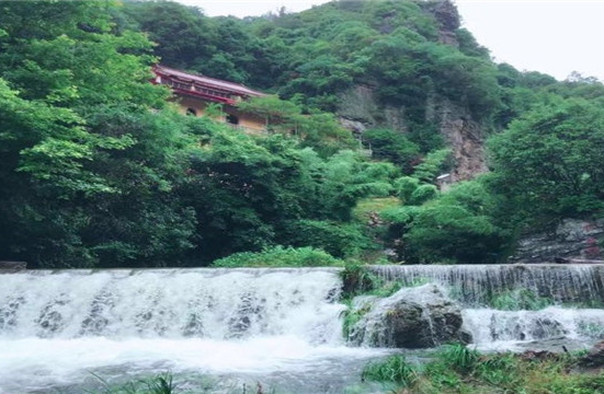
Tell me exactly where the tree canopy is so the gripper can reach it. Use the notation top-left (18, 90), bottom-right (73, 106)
top-left (1, 0), bottom-right (603, 267)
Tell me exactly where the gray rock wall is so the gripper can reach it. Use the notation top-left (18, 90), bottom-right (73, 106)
top-left (510, 219), bottom-right (604, 263)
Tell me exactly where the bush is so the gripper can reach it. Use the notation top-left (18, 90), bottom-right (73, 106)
top-left (362, 128), bottom-right (420, 172)
top-left (393, 176), bottom-right (420, 204)
top-left (211, 246), bottom-right (343, 268)
top-left (409, 184), bottom-right (438, 205)
top-left (339, 262), bottom-right (381, 298)
top-left (401, 180), bottom-right (510, 263)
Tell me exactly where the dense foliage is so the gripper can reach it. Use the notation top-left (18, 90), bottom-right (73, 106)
top-left (362, 345), bottom-right (604, 394)
top-left (1, 0), bottom-right (603, 267)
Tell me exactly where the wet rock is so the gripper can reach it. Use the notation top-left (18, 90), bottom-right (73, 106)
top-left (337, 85), bottom-right (378, 127)
top-left (528, 318), bottom-right (567, 340)
top-left (183, 313), bottom-right (204, 337)
top-left (520, 350), bottom-right (561, 362)
top-left (337, 84), bottom-right (488, 183)
top-left (227, 293), bottom-right (265, 339)
top-left (339, 117), bottom-right (368, 136)
top-left (349, 283), bottom-right (471, 348)
top-left (579, 340), bottom-right (604, 368)
top-left (0, 261), bottom-right (26, 271)
top-left (0, 297), bottom-right (23, 332)
top-left (425, 96), bottom-right (487, 182)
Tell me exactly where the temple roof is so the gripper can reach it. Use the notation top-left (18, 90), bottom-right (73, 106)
top-left (153, 65), bottom-right (265, 104)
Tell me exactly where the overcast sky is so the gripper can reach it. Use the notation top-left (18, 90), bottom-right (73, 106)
top-left (176, 0), bottom-right (604, 82)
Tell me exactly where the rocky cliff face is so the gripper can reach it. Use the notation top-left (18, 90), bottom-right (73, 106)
top-left (339, 88), bottom-right (487, 182)
top-left (510, 219), bottom-right (604, 263)
top-left (424, 0), bottom-right (461, 47)
top-left (337, 0), bottom-right (487, 182)
top-left (426, 97), bottom-right (488, 181)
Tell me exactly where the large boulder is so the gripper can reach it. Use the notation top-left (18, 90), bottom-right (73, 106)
top-left (348, 283), bottom-right (471, 348)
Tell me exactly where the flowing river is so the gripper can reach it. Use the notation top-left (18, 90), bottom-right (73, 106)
top-left (1, 265), bottom-right (604, 393)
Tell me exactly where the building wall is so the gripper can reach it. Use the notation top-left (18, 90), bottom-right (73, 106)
top-left (176, 96), bottom-right (266, 135)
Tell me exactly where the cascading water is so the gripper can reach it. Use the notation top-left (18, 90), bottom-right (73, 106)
top-left (370, 264), bottom-right (604, 352)
top-left (369, 264), bottom-right (604, 306)
top-left (0, 268), bottom-right (388, 393)
top-left (3, 264), bottom-right (604, 393)
top-left (0, 268), bottom-right (344, 341)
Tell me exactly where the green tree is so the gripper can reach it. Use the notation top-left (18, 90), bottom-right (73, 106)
top-left (396, 180), bottom-right (509, 263)
top-left (362, 128), bottom-right (420, 173)
top-left (0, 1), bottom-right (195, 267)
top-left (488, 99), bottom-right (604, 223)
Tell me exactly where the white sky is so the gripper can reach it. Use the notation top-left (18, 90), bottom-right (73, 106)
top-left (176, 0), bottom-right (604, 82)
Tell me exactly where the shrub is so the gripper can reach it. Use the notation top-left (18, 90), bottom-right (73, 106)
top-left (474, 353), bottom-right (519, 387)
top-left (393, 176), bottom-right (420, 204)
top-left (362, 128), bottom-right (420, 172)
top-left (211, 246), bottom-right (343, 268)
top-left (341, 299), bottom-right (372, 339)
top-left (364, 349), bottom-right (604, 393)
top-left (339, 261), bottom-right (381, 298)
top-left (408, 184), bottom-right (438, 205)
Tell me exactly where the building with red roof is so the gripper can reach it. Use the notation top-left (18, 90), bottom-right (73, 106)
top-left (153, 65), bottom-right (267, 134)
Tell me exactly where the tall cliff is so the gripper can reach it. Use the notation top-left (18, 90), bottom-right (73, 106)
top-left (333, 0), bottom-right (489, 181)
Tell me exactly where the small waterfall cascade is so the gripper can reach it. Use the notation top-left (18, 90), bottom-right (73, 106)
top-left (463, 307), bottom-right (604, 344)
top-left (369, 264), bottom-right (604, 350)
top-left (369, 264), bottom-right (604, 306)
top-left (0, 268), bottom-right (344, 343)
top-left (3, 264), bottom-right (604, 392)
top-left (0, 268), bottom-right (399, 393)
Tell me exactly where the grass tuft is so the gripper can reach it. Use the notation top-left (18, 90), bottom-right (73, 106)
top-left (361, 355), bottom-right (418, 388)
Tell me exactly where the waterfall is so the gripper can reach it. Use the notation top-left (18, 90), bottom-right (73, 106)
top-left (369, 264), bottom-right (604, 306)
top-left (1, 268), bottom-right (396, 393)
top-left (369, 264), bottom-right (604, 351)
top-left (0, 268), bottom-right (344, 342)
top-left (2, 265), bottom-right (604, 392)
top-left (464, 308), bottom-right (604, 344)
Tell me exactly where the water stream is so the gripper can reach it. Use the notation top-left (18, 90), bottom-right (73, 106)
top-left (1, 265), bottom-right (604, 393)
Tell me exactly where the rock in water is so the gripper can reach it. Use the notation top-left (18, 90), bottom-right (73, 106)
top-left (0, 261), bottom-right (26, 271)
top-left (579, 340), bottom-right (604, 368)
top-left (349, 283), bottom-right (471, 348)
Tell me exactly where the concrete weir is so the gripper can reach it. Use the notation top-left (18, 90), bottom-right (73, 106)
top-left (368, 264), bottom-right (604, 306)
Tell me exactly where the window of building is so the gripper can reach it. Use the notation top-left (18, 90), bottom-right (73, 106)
top-left (226, 114), bottom-right (239, 125)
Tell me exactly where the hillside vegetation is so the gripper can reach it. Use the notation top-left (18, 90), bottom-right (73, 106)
top-left (1, 0), bottom-right (603, 268)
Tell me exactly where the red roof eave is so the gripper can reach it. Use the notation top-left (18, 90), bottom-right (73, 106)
top-left (152, 79), bottom-right (236, 105)
top-left (153, 65), bottom-right (266, 99)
